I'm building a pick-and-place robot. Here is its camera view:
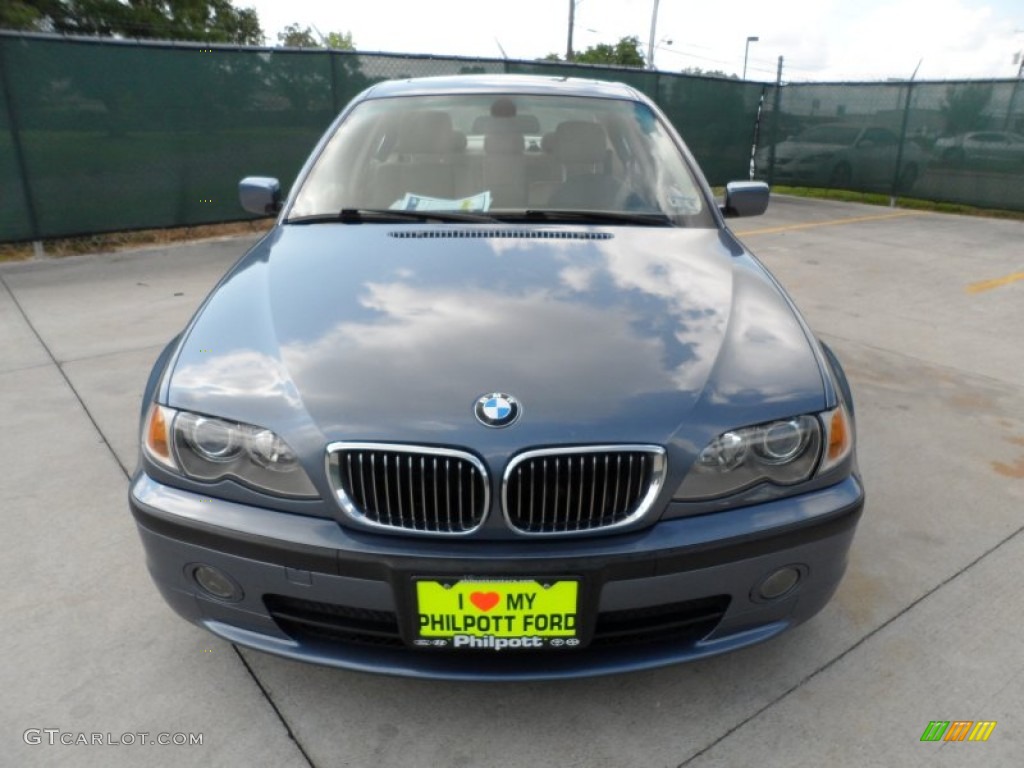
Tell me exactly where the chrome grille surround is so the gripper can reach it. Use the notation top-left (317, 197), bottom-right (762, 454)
top-left (502, 445), bottom-right (667, 536)
top-left (326, 442), bottom-right (489, 536)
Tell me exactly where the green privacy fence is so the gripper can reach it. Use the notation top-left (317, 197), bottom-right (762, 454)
top-left (757, 79), bottom-right (1024, 211)
top-left (1, 31), bottom-right (1022, 243)
top-left (0, 32), bottom-right (766, 242)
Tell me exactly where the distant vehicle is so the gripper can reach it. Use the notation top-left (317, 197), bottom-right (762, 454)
top-left (757, 124), bottom-right (922, 192)
top-left (934, 131), bottom-right (1024, 169)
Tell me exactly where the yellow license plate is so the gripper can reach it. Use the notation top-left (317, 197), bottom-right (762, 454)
top-left (415, 579), bottom-right (579, 650)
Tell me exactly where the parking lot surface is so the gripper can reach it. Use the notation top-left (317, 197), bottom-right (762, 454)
top-left (2, 196), bottom-right (1022, 767)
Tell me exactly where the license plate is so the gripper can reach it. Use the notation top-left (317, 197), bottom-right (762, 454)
top-left (414, 579), bottom-right (579, 651)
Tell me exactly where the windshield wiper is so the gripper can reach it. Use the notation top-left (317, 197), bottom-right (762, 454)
top-left (502, 209), bottom-right (675, 226)
top-left (288, 208), bottom-right (498, 225)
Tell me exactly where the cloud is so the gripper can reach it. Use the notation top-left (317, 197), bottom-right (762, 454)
top-left (246, 0), bottom-right (1022, 80)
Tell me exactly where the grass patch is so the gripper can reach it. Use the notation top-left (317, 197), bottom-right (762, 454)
top-left (0, 219), bottom-right (274, 263)
top-left (772, 185), bottom-right (1024, 222)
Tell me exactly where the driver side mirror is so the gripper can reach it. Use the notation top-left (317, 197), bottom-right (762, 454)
top-left (239, 176), bottom-right (282, 216)
top-left (721, 181), bottom-right (769, 218)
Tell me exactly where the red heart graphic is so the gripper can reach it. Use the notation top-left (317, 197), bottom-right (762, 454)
top-left (470, 591), bottom-right (500, 612)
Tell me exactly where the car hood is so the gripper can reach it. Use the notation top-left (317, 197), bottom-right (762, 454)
top-left (167, 224), bottom-right (825, 459)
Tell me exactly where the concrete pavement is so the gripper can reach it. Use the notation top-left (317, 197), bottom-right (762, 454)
top-left (2, 198), bottom-right (1021, 766)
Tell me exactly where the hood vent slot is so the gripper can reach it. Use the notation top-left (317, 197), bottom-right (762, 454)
top-left (388, 229), bottom-right (612, 240)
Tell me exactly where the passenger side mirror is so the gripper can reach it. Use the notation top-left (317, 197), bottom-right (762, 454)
top-left (722, 181), bottom-right (769, 218)
top-left (239, 176), bottom-right (282, 216)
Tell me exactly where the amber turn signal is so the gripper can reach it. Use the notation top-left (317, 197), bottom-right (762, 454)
top-left (143, 404), bottom-right (176, 469)
top-left (819, 404), bottom-right (853, 472)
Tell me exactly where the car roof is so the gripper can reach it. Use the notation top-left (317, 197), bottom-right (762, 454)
top-left (360, 74), bottom-right (645, 102)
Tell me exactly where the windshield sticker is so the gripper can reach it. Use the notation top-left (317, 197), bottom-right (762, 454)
top-left (667, 188), bottom-right (702, 213)
top-left (391, 191), bottom-right (492, 212)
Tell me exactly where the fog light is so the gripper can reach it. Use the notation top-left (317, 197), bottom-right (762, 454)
top-left (755, 566), bottom-right (802, 601)
top-left (192, 565), bottom-right (242, 601)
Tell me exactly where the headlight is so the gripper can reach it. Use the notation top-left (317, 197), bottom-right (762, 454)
top-left (181, 415), bottom-right (243, 463)
top-left (142, 405), bottom-right (318, 498)
top-left (676, 414), bottom-right (823, 500)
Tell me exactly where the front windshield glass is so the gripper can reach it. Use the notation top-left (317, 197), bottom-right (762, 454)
top-left (288, 92), bottom-right (711, 226)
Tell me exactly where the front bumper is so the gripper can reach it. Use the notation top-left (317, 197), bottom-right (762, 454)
top-left (129, 472), bottom-right (864, 680)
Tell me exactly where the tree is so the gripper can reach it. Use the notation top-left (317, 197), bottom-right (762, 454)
top-left (3, 0), bottom-right (264, 44)
top-left (681, 66), bottom-right (738, 80)
top-left (322, 30), bottom-right (353, 50)
top-left (0, 1), bottom-right (43, 29)
top-left (277, 23), bottom-right (354, 49)
top-left (941, 83), bottom-right (993, 135)
top-left (543, 36), bottom-right (645, 68)
top-left (277, 22), bottom-right (317, 48)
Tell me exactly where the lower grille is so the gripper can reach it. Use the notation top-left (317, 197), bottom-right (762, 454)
top-left (327, 443), bottom-right (489, 535)
top-left (504, 446), bottom-right (666, 534)
top-left (264, 594), bottom-right (728, 652)
top-left (264, 595), bottom-right (403, 648)
top-left (590, 596), bottom-right (730, 648)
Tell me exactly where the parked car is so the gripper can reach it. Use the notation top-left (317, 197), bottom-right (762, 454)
top-left (130, 75), bottom-right (863, 680)
top-left (757, 123), bottom-right (922, 191)
top-left (934, 131), bottom-right (1024, 170)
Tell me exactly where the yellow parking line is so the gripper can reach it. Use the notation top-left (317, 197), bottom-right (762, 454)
top-left (966, 271), bottom-right (1024, 294)
top-left (735, 210), bottom-right (924, 237)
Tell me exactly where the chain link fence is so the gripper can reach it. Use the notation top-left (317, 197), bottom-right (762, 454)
top-left (757, 79), bottom-right (1024, 211)
top-left (1, 32), bottom-right (1022, 243)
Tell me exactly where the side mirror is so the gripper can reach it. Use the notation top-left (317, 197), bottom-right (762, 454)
top-left (239, 176), bottom-right (281, 216)
top-left (722, 181), bottom-right (769, 218)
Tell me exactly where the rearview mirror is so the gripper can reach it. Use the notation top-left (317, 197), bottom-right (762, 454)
top-left (722, 181), bottom-right (769, 218)
top-left (239, 176), bottom-right (282, 216)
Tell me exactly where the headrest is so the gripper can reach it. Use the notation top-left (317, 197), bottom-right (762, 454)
top-left (491, 97), bottom-right (517, 118)
top-left (396, 111), bottom-right (463, 154)
top-left (472, 114), bottom-right (542, 135)
top-left (484, 131), bottom-right (524, 154)
top-left (553, 121), bottom-right (608, 164)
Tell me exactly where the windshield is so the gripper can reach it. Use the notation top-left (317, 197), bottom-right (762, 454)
top-left (288, 93), bottom-right (711, 226)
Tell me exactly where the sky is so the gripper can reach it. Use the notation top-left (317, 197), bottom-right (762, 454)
top-left (242, 0), bottom-right (1024, 82)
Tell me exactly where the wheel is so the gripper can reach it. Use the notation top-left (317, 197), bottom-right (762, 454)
top-left (943, 147), bottom-right (965, 166)
top-left (829, 162), bottom-right (852, 188)
top-left (897, 163), bottom-right (918, 193)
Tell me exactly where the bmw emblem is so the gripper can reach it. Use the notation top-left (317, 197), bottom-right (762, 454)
top-left (474, 392), bottom-right (521, 428)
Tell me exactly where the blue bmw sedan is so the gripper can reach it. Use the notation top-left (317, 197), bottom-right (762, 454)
top-left (130, 75), bottom-right (863, 680)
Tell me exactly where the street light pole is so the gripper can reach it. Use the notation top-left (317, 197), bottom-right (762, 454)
top-left (743, 36), bottom-right (759, 80)
top-left (567, 0), bottom-right (575, 60)
top-left (1006, 52), bottom-right (1024, 131)
top-left (647, 0), bottom-right (661, 69)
